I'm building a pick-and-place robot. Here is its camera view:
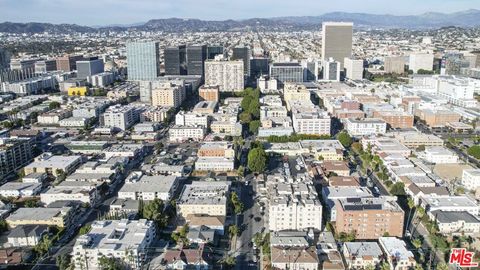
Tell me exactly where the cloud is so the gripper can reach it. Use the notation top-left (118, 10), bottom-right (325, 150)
top-left (0, 0), bottom-right (479, 25)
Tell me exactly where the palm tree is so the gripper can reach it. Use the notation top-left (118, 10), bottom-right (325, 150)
top-left (412, 238), bottom-right (422, 249)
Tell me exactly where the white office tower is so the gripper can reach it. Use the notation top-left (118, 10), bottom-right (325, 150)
top-left (409, 53), bottom-right (434, 73)
top-left (322, 22), bottom-right (353, 69)
top-left (322, 58), bottom-right (341, 82)
top-left (205, 60), bottom-right (244, 92)
top-left (344, 58), bottom-right (364, 80)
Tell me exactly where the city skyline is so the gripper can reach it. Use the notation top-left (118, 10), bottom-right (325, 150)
top-left (1, 0), bottom-right (479, 26)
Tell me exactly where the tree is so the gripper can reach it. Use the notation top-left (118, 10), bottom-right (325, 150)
top-left (229, 225), bottom-right (239, 238)
top-left (253, 232), bottom-right (263, 247)
top-left (98, 256), bottom-right (123, 270)
top-left (380, 262), bottom-right (390, 270)
top-left (237, 165), bottom-right (245, 177)
top-left (171, 224), bottom-right (189, 246)
top-left (467, 145), bottom-right (480, 159)
top-left (34, 234), bottom-right (53, 256)
top-left (351, 142), bottom-right (363, 153)
top-left (436, 263), bottom-right (449, 270)
top-left (230, 192), bottom-right (244, 214)
top-left (337, 231), bottom-right (356, 242)
top-left (49, 101), bottom-right (61, 110)
top-left (389, 182), bottom-right (406, 195)
top-left (0, 220), bottom-right (8, 233)
top-left (24, 198), bottom-right (38, 208)
top-left (142, 198), bottom-right (167, 228)
top-left (239, 111), bottom-right (252, 124)
top-left (248, 148), bottom-right (267, 173)
top-left (56, 254), bottom-right (71, 270)
top-left (219, 255), bottom-right (236, 269)
top-left (416, 145), bottom-right (426, 151)
top-left (248, 99), bottom-right (260, 119)
top-left (407, 197), bottom-right (415, 209)
top-left (412, 238), bottom-right (422, 249)
top-left (249, 120), bottom-right (260, 135)
top-left (337, 131), bottom-right (353, 148)
top-left (78, 224), bottom-right (91, 235)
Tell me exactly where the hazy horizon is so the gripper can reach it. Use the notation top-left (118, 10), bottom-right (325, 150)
top-left (1, 0), bottom-right (480, 26)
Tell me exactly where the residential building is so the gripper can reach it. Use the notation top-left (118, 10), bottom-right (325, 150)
top-left (118, 173), bottom-right (179, 201)
top-left (291, 106), bottom-right (331, 135)
top-left (72, 219), bottom-right (155, 270)
top-left (335, 197), bottom-right (404, 239)
top-left (193, 101), bottom-right (217, 114)
top-left (378, 237), bottom-right (417, 270)
top-left (0, 182), bottom-right (42, 198)
top-left (422, 146), bottom-right (459, 164)
top-left (210, 121), bottom-right (242, 136)
top-left (126, 41), bottom-right (160, 80)
top-left (101, 105), bottom-right (139, 130)
top-left (151, 80), bottom-right (186, 108)
top-left (6, 207), bottom-right (75, 228)
top-left (204, 59), bottom-right (244, 92)
top-left (322, 22), bottom-right (353, 68)
top-left (40, 182), bottom-right (99, 206)
top-left (373, 110), bottom-right (414, 129)
top-left (299, 140), bottom-right (345, 161)
top-left (169, 126), bottom-right (206, 142)
top-left (175, 111), bottom-right (209, 127)
top-left (195, 157), bottom-right (235, 172)
top-left (432, 210), bottom-right (480, 235)
top-left (232, 47), bottom-right (250, 76)
top-left (462, 169), bottom-right (480, 191)
top-left (177, 181), bottom-right (230, 218)
top-left (409, 53), bottom-right (434, 73)
top-left (24, 153), bottom-right (82, 176)
top-left (344, 58), bottom-right (364, 80)
top-left (271, 246), bottom-right (319, 270)
top-left (269, 192), bottom-right (323, 231)
top-left (384, 56), bottom-right (405, 74)
top-left (344, 118), bottom-right (387, 136)
top-left (199, 85), bottom-right (220, 102)
top-left (415, 109), bottom-right (461, 127)
top-left (422, 196), bottom-right (480, 217)
top-left (7, 225), bottom-right (48, 247)
top-left (343, 242), bottom-right (383, 269)
top-left (322, 58), bottom-right (340, 81)
top-left (0, 137), bottom-right (34, 180)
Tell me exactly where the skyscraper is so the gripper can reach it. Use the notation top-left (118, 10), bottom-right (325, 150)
top-left (322, 22), bottom-right (353, 69)
top-left (207, 46), bottom-right (224, 60)
top-left (232, 47), bottom-right (250, 76)
top-left (343, 58), bottom-right (364, 80)
top-left (164, 45), bottom-right (187, 76)
top-left (186, 45), bottom-right (207, 77)
top-left (250, 57), bottom-right (269, 79)
top-left (56, 55), bottom-right (84, 72)
top-left (322, 58), bottom-right (341, 81)
top-left (126, 41), bottom-right (160, 81)
top-left (76, 57), bottom-right (104, 79)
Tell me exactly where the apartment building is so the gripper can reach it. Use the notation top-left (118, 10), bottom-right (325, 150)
top-left (40, 182), bottom-right (99, 206)
top-left (384, 56), bottom-right (405, 74)
top-left (198, 142), bottom-right (235, 158)
top-left (291, 106), bottom-right (331, 135)
top-left (24, 153), bottom-right (82, 176)
top-left (415, 109), bottom-right (461, 127)
top-left (0, 182), bottom-right (42, 198)
top-left (344, 118), bottom-right (387, 136)
top-left (199, 85), bottom-right (220, 102)
top-left (269, 193), bottom-right (323, 232)
top-left (0, 137), bottom-right (34, 180)
top-left (422, 146), bottom-right (459, 164)
top-left (169, 126), bottom-right (206, 142)
top-left (432, 210), bottom-right (480, 235)
top-left (392, 131), bottom-right (443, 148)
top-left (373, 110), bottom-right (414, 129)
top-left (204, 60), bottom-right (244, 92)
top-left (73, 219), bottom-right (155, 270)
top-left (193, 101), bottom-right (217, 114)
top-left (195, 157), bottom-right (235, 172)
top-left (210, 121), bottom-right (242, 136)
top-left (177, 181), bottom-right (230, 218)
top-left (101, 104), bottom-right (139, 130)
top-left (335, 197), bottom-right (404, 239)
top-left (140, 107), bottom-right (170, 123)
top-left (344, 58), bottom-right (364, 80)
top-left (175, 111), bottom-right (209, 127)
top-left (283, 83), bottom-right (311, 110)
top-left (6, 207), bottom-right (75, 228)
top-left (462, 169), bottom-right (480, 191)
top-left (343, 242), bottom-right (383, 269)
top-left (118, 174), bottom-right (179, 201)
top-left (151, 81), bottom-right (186, 108)
top-left (379, 237), bottom-right (417, 270)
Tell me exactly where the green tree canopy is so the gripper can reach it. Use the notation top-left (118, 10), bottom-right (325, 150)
top-left (337, 131), bottom-right (353, 148)
top-left (249, 120), bottom-right (260, 135)
top-left (467, 145), bottom-right (480, 159)
top-left (248, 148), bottom-right (267, 173)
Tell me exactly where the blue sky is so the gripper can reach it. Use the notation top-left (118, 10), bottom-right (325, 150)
top-left (1, 0), bottom-right (479, 26)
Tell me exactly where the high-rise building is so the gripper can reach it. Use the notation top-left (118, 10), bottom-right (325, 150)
top-left (384, 56), bottom-right (406, 74)
top-left (186, 45), bottom-right (207, 77)
top-left (10, 59), bottom-right (37, 71)
top-left (409, 53), bottom-right (434, 73)
top-left (205, 60), bottom-right (244, 92)
top-left (343, 58), bottom-right (364, 80)
top-left (164, 45), bottom-right (187, 76)
top-left (270, 63), bottom-right (304, 85)
top-left (232, 47), bottom-right (250, 76)
top-left (304, 61), bottom-right (318, 81)
top-left (250, 57), bottom-right (269, 79)
top-left (0, 137), bottom-right (34, 180)
top-left (0, 47), bottom-right (10, 70)
top-left (322, 58), bottom-right (341, 81)
top-left (151, 80), bottom-right (186, 108)
top-left (101, 105), bottom-right (139, 131)
top-left (126, 41), bottom-right (160, 81)
top-left (56, 55), bottom-right (83, 72)
top-left (207, 46), bottom-right (224, 60)
top-left (199, 85), bottom-right (220, 102)
top-left (322, 22), bottom-right (353, 69)
top-left (34, 60), bottom-right (57, 74)
top-left (76, 57), bottom-right (104, 79)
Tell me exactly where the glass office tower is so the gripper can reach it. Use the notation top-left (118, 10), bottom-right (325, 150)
top-left (126, 41), bottom-right (160, 81)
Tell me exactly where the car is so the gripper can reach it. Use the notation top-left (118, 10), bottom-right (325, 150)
top-left (249, 214), bottom-right (254, 219)
top-left (254, 217), bottom-right (261, 222)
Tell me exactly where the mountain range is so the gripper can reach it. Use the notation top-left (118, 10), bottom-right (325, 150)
top-left (1, 9), bottom-right (480, 33)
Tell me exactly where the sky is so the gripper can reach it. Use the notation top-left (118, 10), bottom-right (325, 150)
top-left (1, 0), bottom-right (479, 26)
